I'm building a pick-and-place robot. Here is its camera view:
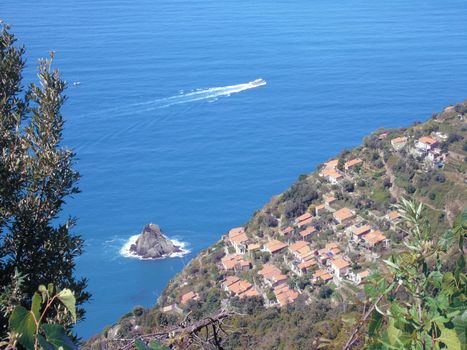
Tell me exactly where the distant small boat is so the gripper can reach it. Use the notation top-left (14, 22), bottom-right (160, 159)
top-left (73, 81), bottom-right (81, 86)
top-left (250, 78), bottom-right (266, 87)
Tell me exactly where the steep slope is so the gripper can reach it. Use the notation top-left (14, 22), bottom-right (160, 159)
top-left (87, 101), bottom-right (467, 349)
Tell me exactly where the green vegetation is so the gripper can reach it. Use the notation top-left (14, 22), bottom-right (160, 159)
top-left (0, 24), bottom-right (89, 345)
top-left (2, 284), bottom-right (77, 350)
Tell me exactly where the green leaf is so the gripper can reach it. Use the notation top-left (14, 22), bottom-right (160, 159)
top-left (57, 289), bottom-right (76, 322)
top-left (369, 310), bottom-right (383, 337)
top-left (47, 283), bottom-right (54, 294)
top-left (149, 340), bottom-right (170, 350)
top-left (386, 318), bottom-right (402, 346)
top-left (38, 285), bottom-right (47, 293)
top-left (452, 310), bottom-right (467, 346)
top-left (438, 324), bottom-right (462, 350)
top-left (37, 334), bottom-right (55, 350)
top-left (8, 305), bottom-right (36, 350)
top-left (31, 292), bottom-right (42, 320)
top-left (42, 324), bottom-right (77, 350)
top-left (135, 339), bottom-right (151, 350)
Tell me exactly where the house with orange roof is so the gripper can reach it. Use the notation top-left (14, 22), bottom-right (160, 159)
top-left (180, 291), bottom-right (199, 305)
top-left (280, 226), bottom-right (294, 236)
top-left (386, 210), bottom-right (402, 227)
top-left (324, 195), bottom-right (337, 209)
top-left (299, 226), bottom-right (316, 241)
top-left (320, 168), bottom-right (344, 184)
top-left (295, 212), bottom-right (313, 225)
top-left (323, 159), bottom-right (339, 169)
top-left (312, 269), bottom-right (333, 284)
top-left (362, 230), bottom-right (389, 248)
top-left (289, 241), bottom-right (314, 261)
top-left (297, 216), bottom-right (314, 228)
top-left (351, 224), bottom-right (372, 242)
top-left (317, 242), bottom-right (341, 264)
top-left (228, 227), bottom-right (249, 254)
top-left (259, 264), bottom-right (288, 288)
top-left (263, 240), bottom-right (288, 255)
top-left (349, 270), bottom-right (370, 285)
top-left (333, 207), bottom-right (355, 225)
top-left (292, 258), bottom-right (317, 276)
top-left (391, 136), bottom-right (408, 151)
top-left (330, 257), bottom-right (351, 280)
top-left (416, 136), bottom-right (439, 152)
top-left (247, 243), bottom-right (261, 252)
top-left (274, 284), bottom-right (299, 306)
top-left (314, 203), bottom-right (326, 216)
top-left (221, 254), bottom-right (251, 271)
top-left (222, 277), bottom-right (258, 298)
top-left (344, 158), bottom-right (363, 171)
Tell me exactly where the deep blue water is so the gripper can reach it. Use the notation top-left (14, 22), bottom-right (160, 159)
top-left (2, 0), bottom-right (467, 338)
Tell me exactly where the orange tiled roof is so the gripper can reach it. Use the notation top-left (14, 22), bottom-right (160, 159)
top-left (223, 276), bottom-right (241, 287)
top-left (264, 240), bottom-right (288, 253)
top-left (180, 291), bottom-right (198, 305)
top-left (297, 217), bottom-right (314, 227)
top-left (333, 207), bottom-right (354, 222)
top-left (391, 136), bottom-right (407, 144)
top-left (363, 230), bottom-right (387, 246)
top-left (358, 270), bottom-right (370, 278)
top-left (322, 168), bottom-right (344, 180)
top-left (228, 279), bottom-right (253, 295)
top-left (247, 243), bottom-right (261, 251)
top-left (297, 259), bottom-right (316, 270)
top-left (353, 225), bottom-right (372, 237)
top-left (387, 210), bottom-right (401, 220)
top-left (221, 255), bottom-right (250, 270)
top-left (324, 195), bottom-right (336, 204)
top-left (300, 226), bottom-right (316, 238)
top-left (259, 264), bottom-right (282, 279)
top-left (331, 257), bottom-right (351, 270)
top-left (296, 212), bottom-right (312, 222)
top-left (280, 226), bottom-right (294, 235)
top-left (324, 159), bottom-right (339, 169)
top-left (419, 136), bottom-right (438, 145)
top-left (228, 227), bottom-right (249, 244)
top-left (345, 158), bottom-right (363, 169)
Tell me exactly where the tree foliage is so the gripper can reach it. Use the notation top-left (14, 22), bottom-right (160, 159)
top-left (0, 23), bottom-right (89, 338)
top-left (346, 199), bottom-right (466, 350)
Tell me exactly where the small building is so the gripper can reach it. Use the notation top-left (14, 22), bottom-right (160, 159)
top-left (247, 243), bottom-right (261, 253)
top-left (221, 254), bottom-right (251, 271)
top-left (274, 284), bottom-right (299, 306)
top-left (349, 270), bottom-right (370, 285)
top-left (299, 226), bottom-right (316, 241)
top-left (228, 227), bottom-right (249, 254)
top-left (386, 210), bottom-right (402, 224)
top-left (321, 168), bottom-right (344, 184)
top-left (289, 241), bottom-right (314, 261)
top-left (292, 258), bottom-right (317, 276)
top-left (222, 276), bottom-right (258, 298)
top-left (314, 204), bottom-right (326, 216)
top-left (161, 303), bottom-right (182, 314)
top-left (263, 240), bottom-right (288, 255)
top-left (330, 257), bottom-right (351, 280)
top-left (259, 264), bottom-right (288, 288)
top-left (378, 132), bottom-right (388, 140)
top-left (323, 159), bottom-right (339, 169)
top-left (297, 216), bottom-right (314, 228)
top-left (295, 212), bottom-right (313, 225)
top-left (180, 291), bottom-right (199, 305)
top-left (312, 269), bottom-right (333, 284)
top-left (333, 207), bottom-right (355, 225)
top-left (344, 158), bottom-right (363, 171)
top-left (351, 224), bottom-right (372, 242)
top-left (416, 136), bottom-right (439, 152)
top-left (280, 226), bottom-right (294, 236)
top-left (324, 195), bottom-right (337, 209)
top-left (391, 136), bottom-right (408, 151)
top-left (362, 230), bottom-right (389, 248)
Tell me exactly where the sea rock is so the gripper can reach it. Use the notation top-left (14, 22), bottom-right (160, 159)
top-left (130, 224), bottom-right (181, 259)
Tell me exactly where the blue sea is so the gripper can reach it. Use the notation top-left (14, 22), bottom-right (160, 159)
top-left (2, 0), bottom-right (467, 338)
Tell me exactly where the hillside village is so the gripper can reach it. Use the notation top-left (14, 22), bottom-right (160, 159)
top-left (90, 102), bottom-right (466, 349)
top-left (159, 104), bottom-right (466, 314)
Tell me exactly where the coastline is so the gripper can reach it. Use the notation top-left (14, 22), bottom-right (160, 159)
top-left (119, 234), bottom-right (190, 260)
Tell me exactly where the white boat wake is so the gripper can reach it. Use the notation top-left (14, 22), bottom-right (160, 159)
top-left (84, 78), bottom-right (267, 119)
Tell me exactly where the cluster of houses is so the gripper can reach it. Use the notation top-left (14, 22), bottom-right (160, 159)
top-left (391, 132), bottom-right (448, 169)
top-left (319, 157), bottom-right (363, 184)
